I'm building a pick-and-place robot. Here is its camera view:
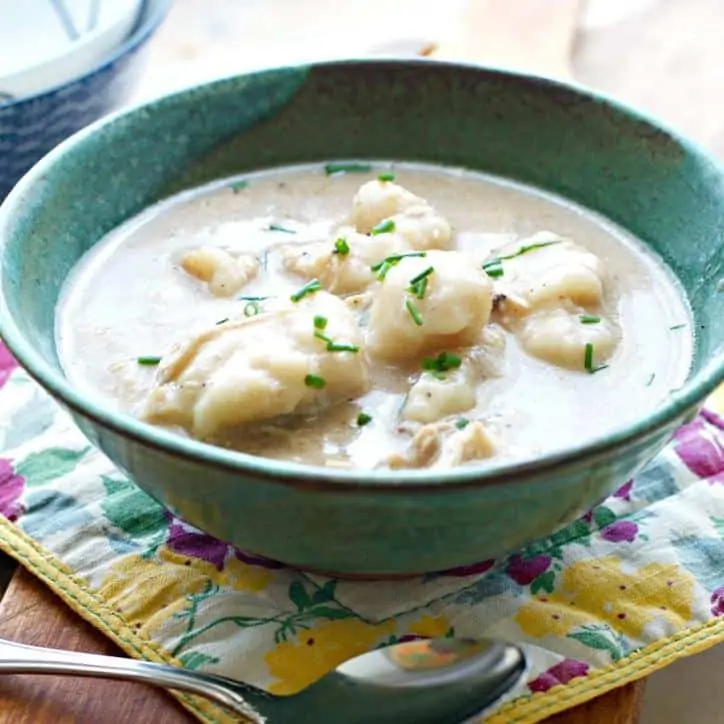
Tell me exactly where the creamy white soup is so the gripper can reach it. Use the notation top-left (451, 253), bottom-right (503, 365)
top-left (56, 163), bottom-right (693, 470)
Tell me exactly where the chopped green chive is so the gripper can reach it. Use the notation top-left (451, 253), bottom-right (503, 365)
top-left (583, 343), bottom-right (608, 374)
top-left (333, 237), bottom-right (350, 255)
top-left (215, 318), bottom-right (229, 325)
top-left (267, 223), bottom-right (296, 234)
top-left (371, 218), bottom-right (396, 236)
top-left (324, 162), bottom-right (373, 176)
top-left (314, 330), bottom-right (333, 344)
top-left (407, 266), bottom-right (434, 298)
top-left (290, 279), bottom-right (322, 302)
top-left (645, 373), bottom-right (656, 386)
top-left (326, 342), bottom-right (361, 353)
top-left (314, 315), bottom-right (328, 330)
top-left (230, 180), bottom-right (248, 193)
top-left (580, 314), bottom-right (601, 324)
top-left (422, 352), bottom-right (462, 374)
top-left (371, 251), bottom-right (427, 280)
top-left (482, 259), bottom-right (504, 278)
top-left (405, 299), bottom-right (424, 326)
top-left (499, 239), bottom-right (561, 261)
top-left (244, 301), bottom-right (261, 317)
top-left (378, 171), bottom-right (396, 182)
top-left (670, 323), bottom-right (687, 331)
top-left (357, 412), bottom-right (373, 427)
top-left (137, 356), bottom-right (162, 366)
top-left (304, 374), bottom-right (326, 389)
top-left (238, 295), bottom-right (269, 301)
top-left (455, 418), bottom-right (470, 430)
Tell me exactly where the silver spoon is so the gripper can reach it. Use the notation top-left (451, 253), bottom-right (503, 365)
top-left (0, 635), bottom-right (525, 722)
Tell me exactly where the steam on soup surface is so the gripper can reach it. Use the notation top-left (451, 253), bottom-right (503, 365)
top-left (56, 163), bottom-right (693, 470)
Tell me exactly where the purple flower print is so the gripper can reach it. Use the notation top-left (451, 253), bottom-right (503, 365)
top-left (0, 458), bottom-right (24, 522)
top-left (711, 587), bottom-right (724, 617)
top-left (0, 342), bottom-right (18, 391)
top-left (439, 559), bottom-right (495, 578)
top-left (165, 515), bottom-right (284, 571)
top-left (601, 520), bottom-right (639, 543)
top-left (674, 418), bottom-right (724, 481)
top-left (529, 659), bottom-right (590, 693)
top-left (613, 480), bottom-right (634, 501)
top-left (507, 554), bottom-right (552, 586)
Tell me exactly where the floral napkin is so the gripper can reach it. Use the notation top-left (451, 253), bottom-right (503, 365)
top-left (2, 338), bottom-right (724, 723)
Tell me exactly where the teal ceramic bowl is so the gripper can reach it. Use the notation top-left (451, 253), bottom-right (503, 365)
top-left (2, 60), bottom-right (724, 577)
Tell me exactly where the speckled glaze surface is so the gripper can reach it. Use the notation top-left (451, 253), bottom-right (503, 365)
top-left (0, 0), bottom-right (170, 200)
top-left (2, 60), bottom-right (724, 576)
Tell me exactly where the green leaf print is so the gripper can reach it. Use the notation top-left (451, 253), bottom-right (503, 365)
top-left (100, 476), bottom-right (168, 541)
top-left (289, 580), bottom-right (312, 611)
top-left (530, 570), bottom-right (556, 595)
top-left (177, 651), bottom-right (220, 670)
top-left (567, 629), bottom-right (622, 662)
top-left (311, 580), bottom-right (337, 605)
top-left (15, 447), bottom-right (91, 486)
top-left (593, 506), bottom-right (617, 529)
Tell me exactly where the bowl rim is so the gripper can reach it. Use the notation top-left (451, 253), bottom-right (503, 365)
top-left (0, 0), bottom-right (171, 108)
top-left (2, 57), bottom-right (724, 492)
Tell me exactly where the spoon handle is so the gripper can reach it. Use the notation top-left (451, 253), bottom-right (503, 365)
top-left (0, 637), bottom-right (261, 720)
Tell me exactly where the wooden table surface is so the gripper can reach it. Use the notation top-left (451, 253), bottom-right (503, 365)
top-left (2, 0), bottom-right (723, 721)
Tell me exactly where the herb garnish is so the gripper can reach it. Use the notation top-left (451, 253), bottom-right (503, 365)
top-left (482, 239), bottom-right (560, 278)
top-left (290, 279), bottom-right (322, 302)
top-left (215, 318), bottom-right (229, 325)
top-left (244, 301), bottom-right (261, 317)
top-left (334, 238), bottom-right (350, 255)
top-left (482, 259), bottom-right (504, 278)
top-left (580, 314), bottom-right (601, 324)
top-left (645, 373), bottom-right (656, 386)
top-left (357, 412), bottom-right (373, 427)
top-left (670, 323), bottom-right (687, 331)
top-left (584, 343), bottom-right (608, 374)
top-left (422, 352), bottom-right (462, 375)
top-left (406, 299), bottom-right (424, 326)
top-left (371, 218), bottom-right (396, 236)
top-left (238, 295), bottom-right (269, 302)
top-left (324, 162), bottom-right (373, 176)
top-left (137, 356), bottom-right (162, 366)
top-left (314, 315), bottom-right (328, 330)
top-left (455, 418), bottom-right (470, 430)
top-left (378, 171), bottom-right (396, 182)
top-left (407, 266), bottom-right (434, 299)
top-left (230, 180), bottom-right (248, 193)
top-left (327, 342), bottom-right (361, 353)
top-left (304, 374), bottom-right (327, 389)
top-left (371, 251), bottom-right (427, 280)
top-left (267, 223), bottom-right (296, 234)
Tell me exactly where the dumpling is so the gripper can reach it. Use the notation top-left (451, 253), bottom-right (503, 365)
top-left (366, 250), bottom-right (494, 361)
top-left (351, 179), bottom-right (452, 250)
top-left (401, 367), bottom-right (476, 424)
top-left (489, 232), bottom-right (605, 321)
top-left (282, 227), bottom-right (408, 295)
top-left (517, 307), bottom-right (619, 371)
top-left (282, 180), bottom-right (452, 295)
top-left (143, 291), bottom-right (369, 437)
top-left (180, 246), bottom-right (260, 297)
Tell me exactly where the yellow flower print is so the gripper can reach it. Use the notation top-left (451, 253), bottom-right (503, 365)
top-left (265, 618), bottom-right (396, 695)
top-left (406, 614), bottom-right (454, 638)
top-left (516, 556), bottom-right (696, 640)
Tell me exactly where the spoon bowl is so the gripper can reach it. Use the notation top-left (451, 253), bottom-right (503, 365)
top-left (0, 635), bottom-right (526, 722)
